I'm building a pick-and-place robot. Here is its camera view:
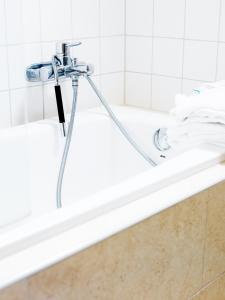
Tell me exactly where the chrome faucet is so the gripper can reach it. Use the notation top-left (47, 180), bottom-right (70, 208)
top-left (26, 41), bottom-right (157, 210)
top-left (26, 42), bottom-right (94, 136)
top-left (26, 42), bottom-right (94, 83)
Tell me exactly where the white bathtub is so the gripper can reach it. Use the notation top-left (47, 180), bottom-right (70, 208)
top-left (0, 105), bottom-right (225, 289)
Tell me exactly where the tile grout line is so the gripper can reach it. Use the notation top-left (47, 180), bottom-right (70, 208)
top-left (0, 72), bottom-right (124, 96)
top-left (0, 34), bottom-right (125, 47)
top-left (150, 0), bottom-right (155, 110)
top-left (0, 72), bottom-right (209, 99)
top-left (38, 0), bottom-right (45, 121)
top-left (125, 34), bottom-right (221, 44)
top-left (124, 71), bottom-right (212, 83)
top-left (181, 0), bottom-right (187, 93)
top-left (0, 35), bottom-right (223, 48)
top-left (215, 0), bottom-right (223, 81)
top-left (123, 0), bottom-right (127, 106)
top-left (3, 0), bottom-right (12, 127)
top-left (98, 0), bottom-right (102, 93)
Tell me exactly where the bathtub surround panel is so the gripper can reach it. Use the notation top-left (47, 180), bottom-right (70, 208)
top-left (192, 272), bottom-right (225, 300)
top-left (1, 181), bottom-right (225, 299)
top-left (0, 0), bottom-right (125, 129)
top-left (125, 0), bottom-right (225, 111)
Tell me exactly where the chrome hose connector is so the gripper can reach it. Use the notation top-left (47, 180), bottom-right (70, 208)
top-left (153, 128), bottom-right (171, 151)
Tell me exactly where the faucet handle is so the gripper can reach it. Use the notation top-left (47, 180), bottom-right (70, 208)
top-left (56, 42), bottom-right (82, 56)
top-left (65, 42), bottom-right (82, 48)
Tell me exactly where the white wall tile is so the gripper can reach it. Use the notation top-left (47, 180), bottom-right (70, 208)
top-left (76, 76), bottom-right (100, 111)
top-left (8, 44), bottom-right (42, 89)
top-left (126, 0), bottom-right (153, 36)
top-left (100, 73), bottom-right (124, 105)
top-left (5, 0), bottom-right (23, 44)
top-left (154, 0), bottom-right (185, 38)
top-left (126, 36), bottom-right (152, 73)
top-left (0, 46), bottom-right (9, 91)
top-left (72, 0), bottom-right (99, 38)
top-left (57, 78), bottom-right (100, 113)
top-left (0, 91), bottom-right (11, 129)
top-left (100, 0), bottom-right (125, 36)
top-left (152, 75), bottom-right (181, 111)
top-left (101, 36), bottom-right (124, 73)
top-left (125, 72), bottom-right (151, 108)
top-left (10, 86), bottom-right (43, 126)
top-left (6, 0), bottom-right (41, 44)
top-left (185, 0), bottom-right (220, 41)
top-left (0, 0), bottom-right (6, 45)
top-left (219, 1), bottom-right (225, 42)
top-left (27, 86), bottom-right (43, 122)
top-left (21, 0), bottom-right (41, 43)
top-left (60, 80), bottom-right (73, 113)
top-left (40, 0), bottom-right (72, 41)
top-left (182, 79), bottom-right (206, 95)
top-left (183, 40), bottom-right (217, 81)
top-left (41, 42), bottom-right (56, 61)
top-left (43, 82), bottom-right (57, 119)
top-left (152, 38), bottom-right (183, 77)
top-left (10, 90), bottom-right (28, 126)
top-left (216, 43), bottom-right (225, 80)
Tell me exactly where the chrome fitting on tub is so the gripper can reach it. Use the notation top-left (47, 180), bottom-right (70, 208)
top-left (153, 128), bottom-right (171, 151)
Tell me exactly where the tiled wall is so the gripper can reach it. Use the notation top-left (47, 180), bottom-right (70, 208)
top-left (0, 0), bottom-right (125, 129)
top-left (125, 0), bottom-right (225, 111)
top-left (1, 0), bottom-right (225, 129)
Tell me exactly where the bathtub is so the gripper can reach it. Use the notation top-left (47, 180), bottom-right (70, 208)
top-left (0, 105), bottom-right (225, 289)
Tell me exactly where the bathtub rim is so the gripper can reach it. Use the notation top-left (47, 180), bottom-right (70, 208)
top-left (0, 142), bottom-right (224, 257)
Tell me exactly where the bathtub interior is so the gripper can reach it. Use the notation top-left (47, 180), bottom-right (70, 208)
top-left (29, 109), bottom-right (171, 216)
top-left (0, 106), bottom-right (177, 232)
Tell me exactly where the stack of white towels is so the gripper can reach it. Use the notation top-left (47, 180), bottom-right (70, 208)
top-left (167, 81), bottom-right (225, 148)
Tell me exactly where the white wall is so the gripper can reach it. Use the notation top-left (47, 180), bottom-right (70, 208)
top-left (125, 0), bottom-right (225, 112)
top-left (0, 0), bottom-right (125, 129)
top-left (1, 0), bottom-right (225, 129)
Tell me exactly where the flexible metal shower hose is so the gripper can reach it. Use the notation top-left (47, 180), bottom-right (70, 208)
top-left (56, 76), bottom-right (157, 208)
top-left (56, 78), bottom-right (78, 208)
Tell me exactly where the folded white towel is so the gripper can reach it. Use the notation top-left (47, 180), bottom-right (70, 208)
top-left (172, 86), bottom-right (225, 121)
top-left (167, 123), bottom-right (225, 148)
top-left (167, 82), bottom-right (225, 149)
